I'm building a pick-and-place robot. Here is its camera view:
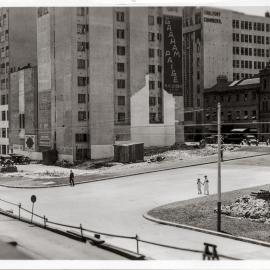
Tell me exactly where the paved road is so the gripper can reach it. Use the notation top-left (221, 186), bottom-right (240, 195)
top-left (1, 156), bottom-right (270, 259)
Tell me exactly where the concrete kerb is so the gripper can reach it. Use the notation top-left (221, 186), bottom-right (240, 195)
top-left (1, 152), bottom-right (270, 189)
top-left (143, 213), bottom-right (270, 249)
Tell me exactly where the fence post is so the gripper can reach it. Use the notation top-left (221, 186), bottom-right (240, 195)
top-left (18, 203), bottom-right (21, 220)
top-left (135, 234), bottom-right (139, 254)
top-left (80, 224), bottom-right (83, 238)
top-left (44, 216), bottom-right (47, 228)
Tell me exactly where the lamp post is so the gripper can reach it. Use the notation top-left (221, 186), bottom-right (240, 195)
top-left (217, 102), bottom-right (221, 232)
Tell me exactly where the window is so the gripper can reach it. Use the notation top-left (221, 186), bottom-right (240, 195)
top-left (78, 111), bottom-right (87, 121)
top-left (157, 49), bottom-right (162, 57)
top-left (149, 81), bottom-right (155, 89)
top-left (75, 134), bottom-right (88, 142)
top-left (118, 112), bottom-right (125, 122)
top-left (78, 94), bottom-right (86, 103)
top-left (157, 33), bottom-right (162, 41)
top-left (2, 111), bottom-right (6, 121)
top-left (157, 16), bottom-right (162, 25)
top-left (117, 79), bottom-right (125, 88)
top-left (149, 65), bottom-right (155, 74)
top-left (116, 12), bottom-right (125, 22)
top-left (148, 16), bottom-right (154, 25)
top-left (148, 32), bottom-right (155, 41)
top-left (249, 35), bottom-right (252, 43)
top-left (117, 29), bottom-right (125, 39)
top-left (267, 37), bottom-right (270, 45)
top-left (117, 46), bottom-right (125, 55)
top-left (77, 7), bottom-right (85, 16)
top-left (76, 149), bottom-right (89, 160)
top-left (158, 65), bottom-right (162, 73)
top-left (18, 114), bottom-right (25, 129)
top-left (118, 96), bottom-right (125, 105)
top-left (77, 24), bottom-right (88, 34)
top-left (244, 93), bottom-right (248, 102)
top-left (2, 128), bottom-right (6, 138)
top-left (117, 63), bottom-right (125, 72)
top-left (78, 76), bottom-right (89, 86)
top-left (158, 81), bottom-right (162, 89)
top-left (77, 42), bottom-right (89, 52)
top-left (77, 59), bottom-right (86, 69)
top-left (149, 113), bottom-right (156, 123)
top-left (149, 96), bottom-right (156, 106)
top-left (149, 48), bottom-right (155, 58)
top-left (1, 95), bottom-right (5, 105)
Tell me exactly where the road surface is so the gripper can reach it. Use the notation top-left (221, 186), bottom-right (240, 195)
top-left (1, 156), bottom-right (270, 259)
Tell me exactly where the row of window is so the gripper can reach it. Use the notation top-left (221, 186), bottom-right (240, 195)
top-left (77, 7), bottom-right (88, 16)
top-left (149, 96), bottom-right (162, 106)
top-left (0, 110), bottom-right (8, 121)
top-left (149, 65), bottom-right (162, 74)
top-left (149, 48), bottom-right (163, 58)
top-left (206, 110), bottom-right (257, 121)
top-left (207, 92), bottom-right (256, 103)
top-left (232, 46), bottom-right (270, 57)
top-left (0, 127), bottom-right (8, 138)
top-left (232, 33), bottom-right (270, 44)
top-left (0, 144), bottom-right (8, 155)
top-left (0, 94), bottom-right (7, 105)
top-left (149, 80), bottom-right (162, 90)
top-left (233, 73), bottom-right (256, 80)
top-left (233, 60), bottom-right (267, 69)
top-left (0, 78), bottom-right (8, 89)
top-left (0, 30), bottom-right (8, 42)
top-left (232, 20), bottom-right (269, 32)
top-left (0, 62), bottom-right (9, 74)
top-left (77, 24), bottom-right (88, 35)
top-left (148, 15), bottom-right (163, 26)
top-left (148, 32), bottom-right (162, 42)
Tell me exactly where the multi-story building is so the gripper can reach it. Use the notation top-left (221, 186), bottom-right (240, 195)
top-left (0, 8), bottom-right (37, 154)
top-left (204, 75), bottom-right (260, 135)
top-left (182, 6), bottom-right (270, 140)
top-left (37, 7), bottom-right (184, 162)
top-left (9, 65), bottom-right (39, 158)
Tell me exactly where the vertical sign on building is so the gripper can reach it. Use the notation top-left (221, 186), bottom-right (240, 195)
top-left (164, 16), bottom-right (182, 96)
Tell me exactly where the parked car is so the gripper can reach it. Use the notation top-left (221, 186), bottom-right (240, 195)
top-left (9, 154), bottom-right (31, 165)
top-left (205, 135), bottom-right (224, 144)
top-left (241, 135), bottom-right (258, 146)
top-left (0, 155), bottom-right (14, 167)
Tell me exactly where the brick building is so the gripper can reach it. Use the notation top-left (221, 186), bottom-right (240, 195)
top-left (204, 75), bottom-right (259, 136)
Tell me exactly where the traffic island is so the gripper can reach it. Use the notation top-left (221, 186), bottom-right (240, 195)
top-left (147, 184), bottom-right (270, 243)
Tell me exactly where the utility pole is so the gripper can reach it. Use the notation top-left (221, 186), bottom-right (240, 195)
top-left (217, 102), bottom-right (221, 232)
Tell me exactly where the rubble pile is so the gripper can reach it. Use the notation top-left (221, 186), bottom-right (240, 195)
top-left (221, 195), bottom-right (270, 224)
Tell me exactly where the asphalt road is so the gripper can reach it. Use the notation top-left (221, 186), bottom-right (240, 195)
top-left (2, 155), bottom-right (270, 259)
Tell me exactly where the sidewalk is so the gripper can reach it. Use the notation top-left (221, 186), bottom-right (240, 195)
top-left (0, 214), bottom-right (127, 260)
top-left (1, 148), bottom-right (270, 188)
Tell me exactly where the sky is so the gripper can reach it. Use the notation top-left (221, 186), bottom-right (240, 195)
top-left (1, 0), bottom-right (270, 17)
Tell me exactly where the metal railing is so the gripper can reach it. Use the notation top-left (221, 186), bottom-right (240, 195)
top-left (0, 197), bottom-right (239, 260)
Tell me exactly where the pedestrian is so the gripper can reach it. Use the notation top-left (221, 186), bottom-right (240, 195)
top-left (197, 178), bottom-right (202, 194)
top-left (69, 170), bottom-right (75, 186)
top-left (203, 175), bottom-right (209, 195)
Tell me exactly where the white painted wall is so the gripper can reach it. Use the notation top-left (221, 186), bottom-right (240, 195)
top-left (131, 75), bottom-right (175, 147)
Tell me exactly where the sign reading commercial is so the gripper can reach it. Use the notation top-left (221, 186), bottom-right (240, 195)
top-left (164, 16), bottom-right (182, 96)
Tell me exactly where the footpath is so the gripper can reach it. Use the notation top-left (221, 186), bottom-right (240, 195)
top-left (1, 147), bottom-right (270, 189)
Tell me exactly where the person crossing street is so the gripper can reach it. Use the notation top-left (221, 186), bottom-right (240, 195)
top-left (69, 170), bottom-right (75, 186)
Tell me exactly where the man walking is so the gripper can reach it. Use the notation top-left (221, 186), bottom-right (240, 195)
top-left (69, 170), bottom-right (75, 186)
top-left (197, 178), bottom-right (202, 194)
top-left (203, 175), bottom-right (209, 195)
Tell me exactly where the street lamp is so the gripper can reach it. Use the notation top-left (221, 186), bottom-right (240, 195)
top-left (217, 102), bottom-right (221, 232)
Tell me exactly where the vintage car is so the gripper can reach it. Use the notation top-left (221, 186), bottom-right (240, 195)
top-left (9, 154), bottom-right (31, 165)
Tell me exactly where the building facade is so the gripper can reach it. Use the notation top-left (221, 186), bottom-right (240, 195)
top-left (0, 8), bottom-right (37, 154)
top-left (9, 66), bottom-right (39, 158)
top-left (37, 7), bottom-right (184, 162)
top-left (204, 75), bottom-right (260, 135)
top-left (182, 7), bottom-right (270, 140)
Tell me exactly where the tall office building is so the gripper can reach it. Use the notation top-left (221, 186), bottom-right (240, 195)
top-left (37, 7), bottom-right (184, 162)
top-left (0, 8), bottom-right (37, 154)
top-left (182, 7), bottom-right (270, 140)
